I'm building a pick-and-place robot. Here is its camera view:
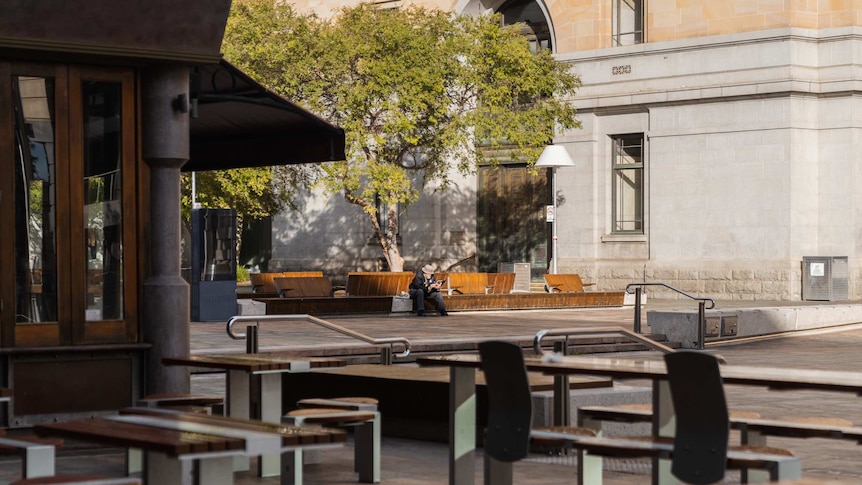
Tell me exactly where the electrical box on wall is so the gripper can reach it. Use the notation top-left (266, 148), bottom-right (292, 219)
top-left (802, 257), bottom-right (848, 301)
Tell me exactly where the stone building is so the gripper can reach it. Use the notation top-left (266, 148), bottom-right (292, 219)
top-left (274, 0), bottom-right (862, 301)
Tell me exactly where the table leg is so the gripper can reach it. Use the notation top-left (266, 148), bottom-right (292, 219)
top-left (144, 451), bottom-right (190, 485)
top-left (652, 380), bottom-right (678, 485)
top-left (228, 369), bottom-right (252, 472)
top-left (449, 366), bottom-right (476, 485)
top-left (199, 455), bottom-right (235, 485)
top-left (552, 375), bottom-right (570, 426)
top-left (259, 372), bottom-right (283, 477)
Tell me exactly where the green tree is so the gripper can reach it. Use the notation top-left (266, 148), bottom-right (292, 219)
top-left (223, 1), bottom-right (580, 271)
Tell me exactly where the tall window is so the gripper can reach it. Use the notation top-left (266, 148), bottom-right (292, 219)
top-left (612, 134), bottom-right (643, 234)
top-left (613, 0), bottom-right (644, 46)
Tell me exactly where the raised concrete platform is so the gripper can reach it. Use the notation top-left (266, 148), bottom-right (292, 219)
top-left (648, 303), bottom-right (862, 348)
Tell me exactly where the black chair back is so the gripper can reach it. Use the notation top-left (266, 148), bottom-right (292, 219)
top-left (478, 340), bottom-right (532, 463)
top-left (664, 350), bottom-right (729, 484)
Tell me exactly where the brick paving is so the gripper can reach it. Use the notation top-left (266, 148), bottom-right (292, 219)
top-left (1, 299), bottom-right (861, 484)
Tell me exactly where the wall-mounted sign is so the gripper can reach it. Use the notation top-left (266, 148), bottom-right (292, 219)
top-left (810, 262), bottom-right (825, 277)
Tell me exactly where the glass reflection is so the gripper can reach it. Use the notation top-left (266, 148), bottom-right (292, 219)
top-left (13, 76), bottom-right (58, 323)
top-left (82, 81), bottom-right (123, 321)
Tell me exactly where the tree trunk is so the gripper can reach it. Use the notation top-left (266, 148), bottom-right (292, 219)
top-left (346, 192), bottom-right (404, 272)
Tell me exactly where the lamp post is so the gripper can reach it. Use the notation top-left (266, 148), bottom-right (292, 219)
top-left (535, 144), bottom-right (575, 274)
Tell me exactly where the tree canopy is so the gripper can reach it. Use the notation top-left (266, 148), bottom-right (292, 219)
top-left (222, 0), bottom-right (581, 271)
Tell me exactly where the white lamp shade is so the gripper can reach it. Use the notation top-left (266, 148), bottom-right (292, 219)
top-left (535, 145), bottom-right (575, 168)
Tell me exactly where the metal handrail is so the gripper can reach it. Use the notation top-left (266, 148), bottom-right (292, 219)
top-left (226, 314), bottom-right (411, 362)
top-left (533, 325), bottom-right (677, 356)
top-left (626, 282), bottom-right (716, 350)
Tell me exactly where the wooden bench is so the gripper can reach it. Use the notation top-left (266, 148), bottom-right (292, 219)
top-left (274, 276), bottom-right (336, 298)
top-left (346, 272), bottom-right (413, 296)
top-left (0, 435), bottom-right (59, 480)
top-left (10, 475), bottom-right (141, 485)
top-left (249, 271), bottom-right (324, 295)
top-left (12, 477), bottom-right (141, 485)
top-left (528, 430), bottom-right (801, 483)
top-left (543, 273), bottom-right (595, 293)
top-left (283, 407), bottom-right (381, 483)
top-left (439, 273), bottom-right (492, 295)
top-left (120, 407), bottom-right (346, 484)
top-left (487, 272), bottom-right (515, 294)
top-left (136, 393), bottom-right (224, 415)
top-left (579, 404), bottom-right (862, 449)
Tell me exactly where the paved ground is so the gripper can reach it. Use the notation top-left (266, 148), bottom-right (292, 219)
top-left (2, 299), bottom-right (862, 484)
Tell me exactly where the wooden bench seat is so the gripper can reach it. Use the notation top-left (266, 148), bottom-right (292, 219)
top-left (543, 273), bottom-right (595, 293)
top-left (284, 407), bottom-right (381, 483)
top-left (346, 272), bottom-right (413, 296)
top-left (437, 272), bottom-right (516, 295)
top-left (274, 276), bottom-right (336, 298)
top-left (12, 477), bottom-right (141, 485)
top-left (249, 271), bottom-right (324, 295)
top-left (528, 431), bottom-right (801, 483)
top-left (579, 404), bottom-right (861, 447)
top-left (0, 435), bottom-right (59, 480)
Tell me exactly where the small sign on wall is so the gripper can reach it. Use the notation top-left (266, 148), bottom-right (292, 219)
top-left (545, 205), bottom-right (555, 222)
top-left (809, 262), bottom-right (825, 277)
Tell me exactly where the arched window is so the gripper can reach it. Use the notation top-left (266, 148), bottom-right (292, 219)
top-left (498, 0), bottom-right (552, 52)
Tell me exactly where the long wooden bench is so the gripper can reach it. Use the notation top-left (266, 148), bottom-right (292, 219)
top-left (529, 430), bottom-right (801, 483)
top-left (249, 271), bottom-right (324, 295)
top-left (579, 404), bottom-right (862, 448)
top-left (436, 272), bottom-right (516, 295)
top-left (346, 272), bottom-right (413, 296)
top-left (543, 273), bottom-right (595, 293)
top-left (12, 477), bottom-right (141, 485)
top-left (274, 276), bottom-right (336, 298)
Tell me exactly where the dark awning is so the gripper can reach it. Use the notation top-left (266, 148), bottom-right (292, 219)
top-left (186, 60), bottom-right (346, 172)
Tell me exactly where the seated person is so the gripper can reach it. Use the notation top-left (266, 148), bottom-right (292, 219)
top-left (409, 264), bottom-right (448, 316)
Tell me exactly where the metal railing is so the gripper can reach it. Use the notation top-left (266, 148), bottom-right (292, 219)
top-left (626, 282), bottom-right (716, 350)
top-left (532, 325), bottom-right (675, 427)
top-left (226, 314), bottom-right (411, 365)
top-left (532, 325), bottom-right (677, 356)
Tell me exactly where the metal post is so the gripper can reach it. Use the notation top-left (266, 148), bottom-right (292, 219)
top-left (633, 287), bottom-right (642, 333)
top-left (246, 325), bottom-right (258, 354)
top-left (380, 346), bottom-right (393, 365)
top-left (697, 300), bottom-right (705, 350)
top-left (552, 341), bottom-right (570, 426)
top-left (550, 167), bottom-right (558, 274)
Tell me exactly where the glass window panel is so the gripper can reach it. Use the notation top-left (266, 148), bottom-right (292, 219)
top-left (614, 0), bottom-right (644, 46)
top-left (13, 76), bottom-right (58, 323)
top-left (612, 134), bottom-right (644, 234)
top-left (82, 81), bottom-right (123, 321)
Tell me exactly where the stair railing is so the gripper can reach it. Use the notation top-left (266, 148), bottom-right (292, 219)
top-left (226, 314), bottom-right (411, 365)
top-left (626, 282), bottom-right (715, 350)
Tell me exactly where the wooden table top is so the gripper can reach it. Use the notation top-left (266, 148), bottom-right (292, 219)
top-left (418, 354), bottom-right (862, 394)
top-left (35, 417), bottom-right (245, 458)
top-left (163, 353), bottom-right (346, 372)
top-left (311, 363), bottom-right (612, 391)
top-left (120, 407), bottom-right (346, 447)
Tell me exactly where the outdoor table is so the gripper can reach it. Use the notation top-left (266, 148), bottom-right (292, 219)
top-left (163, 353), bottom-right (345, 477)
top-left (417, 353), bottom-right (862, 485)
top-left (34, 410), bottom-right (345, 485)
